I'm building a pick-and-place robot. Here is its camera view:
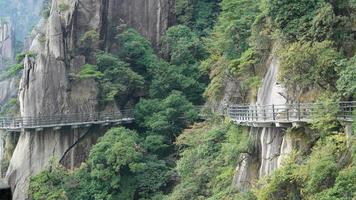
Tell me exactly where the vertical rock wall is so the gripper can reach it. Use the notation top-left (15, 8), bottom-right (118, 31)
top-left (5, 0), bottom-right (173, 199)
top-left (108, 0), bottom-right (174, 49)
top-left (233, 56), bottom-right (311, 190)
top-left (0, 20), bottom-right (15, 70)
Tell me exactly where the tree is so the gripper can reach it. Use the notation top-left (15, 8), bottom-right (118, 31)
top-left (337, 56), bottom-right (356, 98)
top-left (96, 53), bottom-right (144, 105)
top-left (161, 25), bottom-right (205, 66)
top-left (279, 41), bottom-right (343, 98)
top-left (116, 28), bottom-right (159, 77)
top-left (29, 160), bottom-right (70, 200)
top-left (77, 53), bottom-right (144, 107)
top-left (135, 91), bottom-right (198, 140)
top-left (174, 0), bottom-right (220, 36)
top-left (29, 127), bottom-right (172, 200)
top-left (79, 30), bottom-right (100, 55)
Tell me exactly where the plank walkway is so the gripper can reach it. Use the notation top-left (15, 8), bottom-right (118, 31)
top-left (227, 101), bottom-right (355, 127)
top-left (0, 110), bottom-right (134, 132)
top-left (0, 102), bottom-right (353, 131)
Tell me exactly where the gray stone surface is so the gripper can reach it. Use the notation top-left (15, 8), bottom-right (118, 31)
top-left (6, 0), bottom-right (173, 199)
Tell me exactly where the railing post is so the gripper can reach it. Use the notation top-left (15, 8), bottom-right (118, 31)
top-left (255, 105), bottom-right (258, 121)
top-left (297, 103), bottom-right (301, 121)
top-left (263, 107), bottom-right (266, 121)
top-left (272, 104), bottom-right (275, 121)
top-left (286, 108), bottom-right (289, 121)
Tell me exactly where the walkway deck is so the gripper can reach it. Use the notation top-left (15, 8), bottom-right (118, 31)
top-left (0, 110), bottom-right (134, 132)
top-left (227, 101), bottom-right (355, 127)
top-left (0, 102), bottom-right (353, 131)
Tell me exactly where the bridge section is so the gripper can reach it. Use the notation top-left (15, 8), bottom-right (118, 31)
top-left (0, 102), bottom-right (353, 131)
top-left (0, 110), bottom-right (134, 132)
top-left (227, 101), bottom-right (355, 127)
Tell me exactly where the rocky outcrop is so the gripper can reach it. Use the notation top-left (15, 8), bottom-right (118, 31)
top-left (107, 0), bottom-right (174, 49)
top-left (0, 78), bottom-right (18, 105)
top-left (233, 56), bottom-right (311, 190)
top-left (5, 0), bottom-right (173, 198)
top-left (0, 19), bottom-right (15, 70)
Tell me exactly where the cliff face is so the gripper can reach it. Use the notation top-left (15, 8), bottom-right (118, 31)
top-left (0, 20), bottom-right (15, 70)
top-left (108, 0), bottom-right (174, 49)
top-left (232, 55), bottom-right (312, 190)
top-left (6, 0), bottom-right (173, 199)
top-left (0, 21), bottom-right (17, 104)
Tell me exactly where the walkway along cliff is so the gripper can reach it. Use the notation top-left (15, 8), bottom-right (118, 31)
top-left (4, 0), bottom-right (174, 199)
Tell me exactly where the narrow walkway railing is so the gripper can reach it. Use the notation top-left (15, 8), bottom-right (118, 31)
top-left (0, 102), bottom-right (354, 131)
top-left (227, 101), bottom-right (355, 124)
top-left (0, 109), bottom-right (134, 131)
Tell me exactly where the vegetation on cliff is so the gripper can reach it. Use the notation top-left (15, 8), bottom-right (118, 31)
top-left (24, 0), bottom-right (356, 199)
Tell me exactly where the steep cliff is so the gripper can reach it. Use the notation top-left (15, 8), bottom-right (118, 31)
top-left (5, 0), bottom-right (173, 198)
top-left (233, 55), bottom-right (312, 190)
top-left (0, 19), bottom-right (14, 70)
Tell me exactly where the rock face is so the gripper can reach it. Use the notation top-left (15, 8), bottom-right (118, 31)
top-left (0, 20), bottom-right (15, 70)
top-left (0, 20), bottom-right (18, 110)
top-left (233, 56), bottom-right (311, 190)
top-left (5, 0), bottom-right (173, 199)
top-left (108, 0), bottom-right (174, 49)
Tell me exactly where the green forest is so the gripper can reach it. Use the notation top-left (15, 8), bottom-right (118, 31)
top-left (24, 0), bottom-right (356, 199)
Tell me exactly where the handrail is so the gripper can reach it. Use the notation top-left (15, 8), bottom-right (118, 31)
top-left (227, 101), bottom-right (355, 124)
top-left (0, 110), bottom-right (134, 130)
top-left (0, 102), bottom-right (353, 131)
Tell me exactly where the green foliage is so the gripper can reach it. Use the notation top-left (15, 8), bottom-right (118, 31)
top-left (311, 167), bottom-right (356, 200)
top-left (254, 134), bottom-right (349, 200)
top-left (212, 0), bottom-right (260, 59)
top-left (311, 93), bottom-right (341, 136)
top-left (77, 64), bottom-right (103, 79)
top-left (83, 127), bottom-right (144, 199)
top-left (161, 25), bottom-right (205, 65)
top-left (278, 41), bottom-right (343, 98)
top-left (254, 153), bottom-right (302, 200)
top-left (77, 53), bottom-right (144, 106)
top-left (0, 98), bottom-right (19, 117)
top-left (116, 28), bottom-right (158, 76)
top-left (167, 122), bottom-right (250, 200)
top-left (174, 0), bottom-right (220, 36)
top-left (58, 3), bottom-right (70, 12)
top-left (336, 56), bottom-right (356, 98)
top-left (0, 64), bottom-right (23, 80)
top-left (265, 0), bottom-right (323, 41)
top-left (148, 25), bottom-right (207, 103)
top-left (148, 62), bottom-right (206, 104)
top-left (79, 30), bottom-right (100, 55)
top-left (28, 1), bottom-right (356, 199)
top-left (30, 128), bottom-right (171, 200)
top-left (202, 0), bottom-right (261, 102)
top-left (96, 53), bottom-right (144, 103)
top-left (29, 160), bottom-right (70, 200)
top-left (265, 0), bottom-right (355, 45)
top-left (135, 91), bottom-right (198, 140)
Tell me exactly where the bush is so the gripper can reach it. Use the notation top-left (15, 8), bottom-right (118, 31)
top-left (79, 30), bottom-right (100, 55)
top-left (77, 64), bottom-right (103, 79)
top-left (58, 3), bottom-right (70, 12)
top-left (311, 93), bottom-right (340, 137)
top-left (278, 41), bottom-right (343, 98)
top-left (336, 56), bottom-right (356, 98)
top-left (29, 127), bottom-right (172, 199)
top-left (167, 122), bottom-right (250, 200)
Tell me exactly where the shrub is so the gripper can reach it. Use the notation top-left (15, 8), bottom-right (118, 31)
top-left (58, 3), bottom-right (70, 12)
top-left (77, 64), bottom-right (103, 79)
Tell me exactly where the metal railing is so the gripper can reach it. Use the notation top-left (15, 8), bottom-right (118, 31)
top-left (0, 102), bottom-right (353, 131)
top-left (227, 101), bottom-right (355, 124)
top-left (0, 109), bottom-right (134, 131)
